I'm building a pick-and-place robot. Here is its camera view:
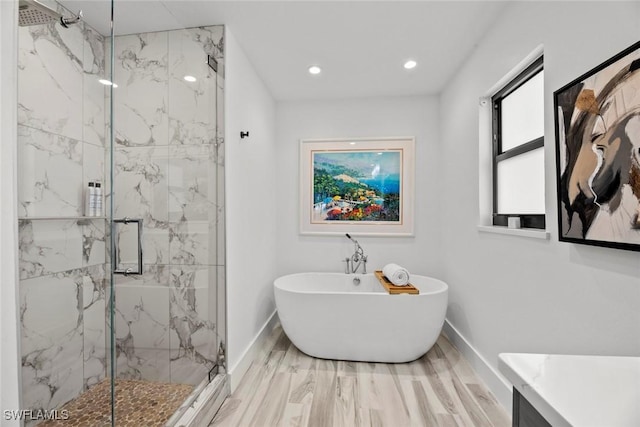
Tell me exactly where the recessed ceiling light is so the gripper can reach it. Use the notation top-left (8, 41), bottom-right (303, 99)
top-left (308, 65), bottom-right (322, 75)
top-left (184, 75), bottom-right (197, 82)
top-left (98, 79), bottom-right (118, 88)
top-left (404, 60), bottom-right (417, 70)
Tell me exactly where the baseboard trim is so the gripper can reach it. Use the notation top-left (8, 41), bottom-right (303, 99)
top-left (228, 310), bottom-right (279, 392)
top-left (442, 319), bottom-right (513, 413)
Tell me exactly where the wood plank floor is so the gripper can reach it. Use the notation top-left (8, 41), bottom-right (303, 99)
top-left (210, 325), bottom-right (510, 427)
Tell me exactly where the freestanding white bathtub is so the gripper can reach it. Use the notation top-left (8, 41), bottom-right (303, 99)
top-left (274, 272), bottom-right (448, 363)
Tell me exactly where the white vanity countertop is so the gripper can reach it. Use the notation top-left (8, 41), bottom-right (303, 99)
top-left (499, 353), bottom-right (640, 427)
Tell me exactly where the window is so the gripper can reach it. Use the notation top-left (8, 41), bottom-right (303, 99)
top-left (491, 56), bottom-right (545, 229)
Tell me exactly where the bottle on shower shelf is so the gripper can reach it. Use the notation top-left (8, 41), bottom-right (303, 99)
top-left (94, 182), bottom-right (102, 216)
top-left (86, 181), bottom-right (95, 217)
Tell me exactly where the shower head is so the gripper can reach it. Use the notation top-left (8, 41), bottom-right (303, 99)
top-left (18, 0), bottom-right (61, 26)
top-left (18, 0), bottom-right (82, 28)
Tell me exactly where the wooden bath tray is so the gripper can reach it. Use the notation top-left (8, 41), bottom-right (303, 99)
top-left (374, 270), bottom-right (419, 294)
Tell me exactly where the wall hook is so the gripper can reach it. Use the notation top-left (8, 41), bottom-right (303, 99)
top-left (240, 131), bottom-right (249, 139)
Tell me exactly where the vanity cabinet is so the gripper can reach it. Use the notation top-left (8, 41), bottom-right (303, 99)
top-left (512, 388), bottom-right (551, 427)
top-left (500, 353), bottom-right (640, 427)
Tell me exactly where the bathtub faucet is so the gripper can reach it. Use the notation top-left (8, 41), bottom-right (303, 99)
top-left (345, 233), bottom-right (367, 274)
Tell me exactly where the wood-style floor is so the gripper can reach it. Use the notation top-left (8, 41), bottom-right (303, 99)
top-left (210, 325), bottom-right (511, 427)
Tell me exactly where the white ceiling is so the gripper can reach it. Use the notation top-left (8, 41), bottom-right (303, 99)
top-left (60, 1), bottom-right (509, 100)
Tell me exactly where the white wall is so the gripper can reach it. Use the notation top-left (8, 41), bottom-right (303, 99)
top-left (439, 0), bottom-right (640, 405)
top-left (224, 28), bottom-right (279, 387)
top-left (276, 96), bottom-right (442, 278)
top-left (0, 1), bottom-right (22, 425)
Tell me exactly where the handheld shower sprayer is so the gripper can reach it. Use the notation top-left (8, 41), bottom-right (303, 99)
top-left (344, 233), bottom-right (367, 274)
top-left (346, 233), bottom-right (360, 253)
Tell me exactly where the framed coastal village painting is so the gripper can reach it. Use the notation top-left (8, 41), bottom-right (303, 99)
top-left (299, 137), bottom-right (415, 236)
top-left (554, 40), bottom-right (640, 252)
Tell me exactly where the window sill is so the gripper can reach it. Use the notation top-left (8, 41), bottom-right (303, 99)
top-left (477, 225), bottom-right (550, 240)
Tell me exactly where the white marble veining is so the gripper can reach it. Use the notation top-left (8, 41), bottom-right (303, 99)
top-left (83, 140), bottom-right (105, 191)
top-left (170, 220), bottom-right (215, 266)
top-left (19, 217), bottom-right (104, 281)
top-left (111, 264), bottom-right (219, 385)
top-left (115, 346), bottom-right (171, 383)
top-left (170, 354), bottom-right (213, 387)
top-left (20, 270), bottom-right (85, 412)
top-left (19, 220), bottom-right (83, 280)
top-left (83, 265), bottom-right (107, 388)
top-left (168, 27), bottom-right (221, 146)
top-left (499, 353), bottom-right (640, 427)
top-left (18, 23), bottom-right (84, 141)
top-left (113, 146), bottom-right (170, 264)
top-left (114, 266), bottom-right (171, 382)
top-left (168, 144), bottom-right (217, 222)
top-left (82, 218), bottom-right (106, 267)
top-left (18, 125), bottom-right (83, 217)
top-left (82, 25), bottom-right (106, 147)
top-left (169, 265), bottom-right (217, 385)
top-left (113, 146), bottom-right (169, 220)
top-left (113, 32), bottom-right (169, 147)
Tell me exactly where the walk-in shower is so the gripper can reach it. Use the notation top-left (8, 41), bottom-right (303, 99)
top-left (16, 0), bottom-right (227, 425)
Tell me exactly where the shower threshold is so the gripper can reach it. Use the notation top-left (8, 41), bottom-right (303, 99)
top-left (39, 379), bottom-right (193, 427)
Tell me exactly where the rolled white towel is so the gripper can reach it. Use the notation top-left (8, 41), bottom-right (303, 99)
top-left (382, 263), bottom-right (410, 286)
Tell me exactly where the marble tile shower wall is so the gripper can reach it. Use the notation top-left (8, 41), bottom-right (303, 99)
top-left (18, 7), bottom-right (225, 417)
top-left (17, 7), bottom-right (108, 416)
top-left (111, 26), bottom-right (225, 387)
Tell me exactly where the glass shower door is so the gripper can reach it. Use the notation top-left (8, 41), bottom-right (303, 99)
top-left (107, 4), bottom-right (227, 425)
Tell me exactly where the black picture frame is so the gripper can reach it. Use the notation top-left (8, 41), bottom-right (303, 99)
top-left (554, 40), bottom-right (640, 252)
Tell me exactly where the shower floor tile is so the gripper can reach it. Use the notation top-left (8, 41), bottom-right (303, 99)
top-left (40, 378), bottom-right (193, 427)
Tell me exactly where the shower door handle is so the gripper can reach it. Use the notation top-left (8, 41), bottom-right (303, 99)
top-left (113, 217), bottom-right (143, 275)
